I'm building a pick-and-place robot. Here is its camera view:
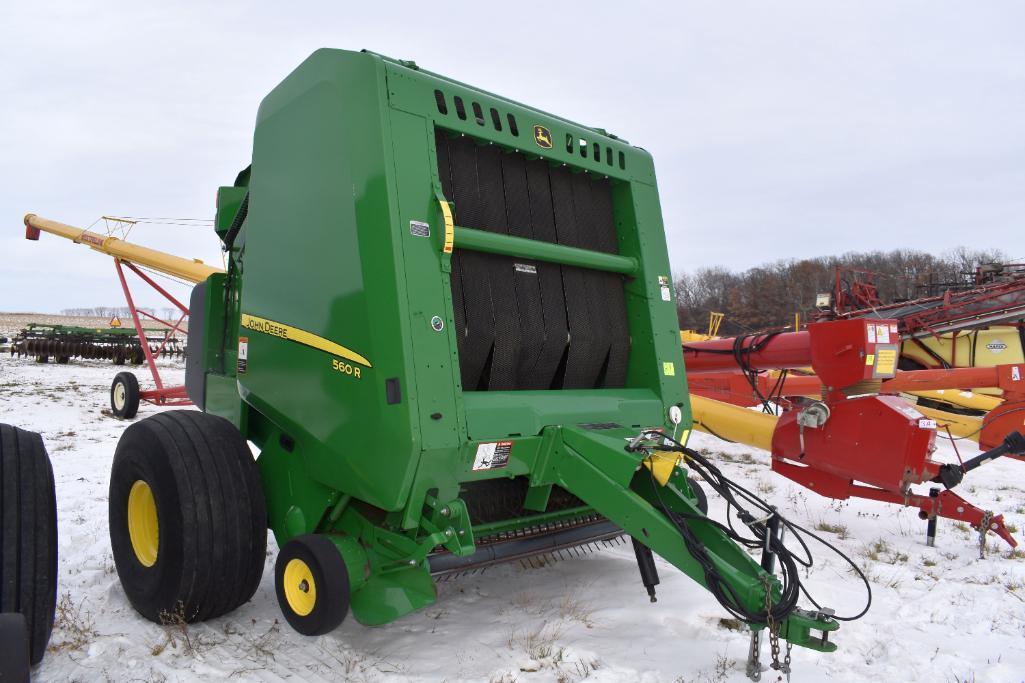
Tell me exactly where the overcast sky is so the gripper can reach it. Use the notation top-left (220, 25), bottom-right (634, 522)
top-left (1, 1), bottom-right (1022, 312)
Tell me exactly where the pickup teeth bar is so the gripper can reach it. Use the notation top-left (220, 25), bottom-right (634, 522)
top-left (428, 516), bottom-right (622, 577)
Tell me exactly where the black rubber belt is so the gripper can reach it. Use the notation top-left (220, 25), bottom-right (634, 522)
top-left (437, 130), bottom-right (629, 391)
top-left (500, 153), bottom-right (550, 390)
top-left (474, 143), bottom-right (521, 390)
top-left (587, 176), bottom-right (630, 386)
top-left (523, 158), bottom-right (571, 389)
top-left (550, 166), bottom-right (604, 388)
top-left (440, 134), bottom-right (495, 390)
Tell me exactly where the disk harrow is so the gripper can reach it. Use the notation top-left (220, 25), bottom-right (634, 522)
top-left (10, 324), bottom-right (185, 365)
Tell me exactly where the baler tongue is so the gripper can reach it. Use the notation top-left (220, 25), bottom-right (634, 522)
top-left (544, 425), bottom-right (845, 653)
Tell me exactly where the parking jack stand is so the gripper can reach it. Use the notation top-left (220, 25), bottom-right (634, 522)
top-left (631, 537), bottom-right (660, 602)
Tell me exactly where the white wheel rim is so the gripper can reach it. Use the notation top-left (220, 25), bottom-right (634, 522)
top-left (114, 383), bottom-right (126, 410)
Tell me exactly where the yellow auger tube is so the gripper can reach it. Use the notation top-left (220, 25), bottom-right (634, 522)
top-left (24, 213), bottom-right (223, 284)
top-left (907, 390), bottom-right (1002, 413)
top-left (690, 395), bottom-right (777, 452)
top-left (913, 405), bottom-right (982, 442)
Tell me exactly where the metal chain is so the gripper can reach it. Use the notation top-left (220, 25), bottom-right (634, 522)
top-left (762, 576), bottom-right (782, 673)
top-left (979, 511), bottom-right (993, 560)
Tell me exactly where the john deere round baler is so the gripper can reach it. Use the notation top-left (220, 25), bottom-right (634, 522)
top-left (106, 49), bottom-right (839, 659)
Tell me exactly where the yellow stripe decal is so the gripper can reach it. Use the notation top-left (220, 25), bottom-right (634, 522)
top-left (240, 313), bottom-right (372, 368)
top-left (439, 200), bottom-right (454, 254)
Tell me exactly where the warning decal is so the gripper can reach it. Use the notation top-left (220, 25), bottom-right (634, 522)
top-left (237, 337), bottom-right (249, 374)
top-left (875, 347), bottom-right (898, 376)
top-left (472, 441), bottom-right (513, 471)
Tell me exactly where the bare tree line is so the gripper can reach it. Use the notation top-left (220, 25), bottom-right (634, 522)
top-left (60, 306), bottom-right (180, 320)
top-left (675, 246), bottom-right (1008, 335)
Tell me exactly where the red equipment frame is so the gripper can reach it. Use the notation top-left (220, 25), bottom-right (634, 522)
top-left (689, 362), bottom-right (1025, 461)
top-left (113, 259), bottom-right (191, 407)
top-left (683, 319), bottom-right (1018, 547)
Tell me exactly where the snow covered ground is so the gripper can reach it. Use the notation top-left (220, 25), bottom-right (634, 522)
top-left (2, 353), bottom-right (1024, 683)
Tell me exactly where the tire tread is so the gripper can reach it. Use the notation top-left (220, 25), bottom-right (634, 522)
top-left (0, 424), bottom-right (58, 665)
top-left (110, 411), bottom-right (266, 624)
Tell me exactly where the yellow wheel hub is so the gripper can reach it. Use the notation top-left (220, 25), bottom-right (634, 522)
top-left (283, 558), bottom-right (317, 617)
top-left (127, 480), bottom-right (159, 567)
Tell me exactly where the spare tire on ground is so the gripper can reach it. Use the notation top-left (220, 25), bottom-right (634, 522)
top-left (1, 424), bottom-right (58, 667)
top-left (0, 612), bottom-right (31, 682)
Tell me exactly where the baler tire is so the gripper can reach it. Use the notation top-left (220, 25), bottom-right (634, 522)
top-left (56, 356), bottom-right (70, 365)
top-left (275, 535), bottom-right (350, 637)
top-left (0, 425), bottom-right (58, 666)
top-left (0, 613), bottom-right (31, 682)
top-left (33, 356), bottom-right (47, 364)
top-left (688, 477), bottom-right (709, 516)
top-left (110, 372), bottom-right (140, 419)
top-left (108, 411), bottom-right (267, 625)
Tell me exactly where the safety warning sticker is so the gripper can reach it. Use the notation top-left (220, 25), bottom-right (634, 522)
top-left (237, 337), bottom-right (248, 374)
top-left (409, 220), bottom-right (430, 237)
top-left (514, 263), bottom-right (537, 274)
top-left (874, 347), bottom-right (898, 376)
top-left (472, 441), bottom-right (513, 471)
top-left (658, 275), bottom-right (672, 301)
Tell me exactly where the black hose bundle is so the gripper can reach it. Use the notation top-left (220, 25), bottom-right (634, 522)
top-left (219, 192), bottom-right (249, 374)
top-left (684, 332), bottom-right (791, 414)
top-left (632, 430), bottom-right (872, 626)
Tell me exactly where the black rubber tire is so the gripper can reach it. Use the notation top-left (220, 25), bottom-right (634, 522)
top-left (110, 372), bottom-right (140, 419)
top-left (0, 613), bottom-right (31, 682)
top-left (275, 535), bottom-right (350, 636)
top-left (55, 356), bottom-right (70, 365)
top-left (0, 425), bottom-right (58, 666)
top-left (688, 477), bottom-right (709, 515)
top-left (33, 356), bottom-right (47, 364)
top-left (108, 411), bottom-right (267, 624)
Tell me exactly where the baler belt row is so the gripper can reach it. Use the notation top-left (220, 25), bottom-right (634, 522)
top-left (436, 133), bottom-right (630, 391)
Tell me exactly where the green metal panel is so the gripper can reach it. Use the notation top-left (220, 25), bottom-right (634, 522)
top-left (238, 50), bottom-right (421, 512)
top-left (192, 48), bottom-right (837, 649)
top-left (452, 226), bottom-right (638, 274)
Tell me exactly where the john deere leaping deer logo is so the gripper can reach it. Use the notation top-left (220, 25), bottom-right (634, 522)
top-left (533, 125), bottom-right (553, 149)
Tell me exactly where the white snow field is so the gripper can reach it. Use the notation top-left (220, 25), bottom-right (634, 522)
top-left (2, 353), bottom-right (1024, 683)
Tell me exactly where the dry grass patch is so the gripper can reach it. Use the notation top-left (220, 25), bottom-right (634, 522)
top-left (48, 592), bottom-right (99, 654)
